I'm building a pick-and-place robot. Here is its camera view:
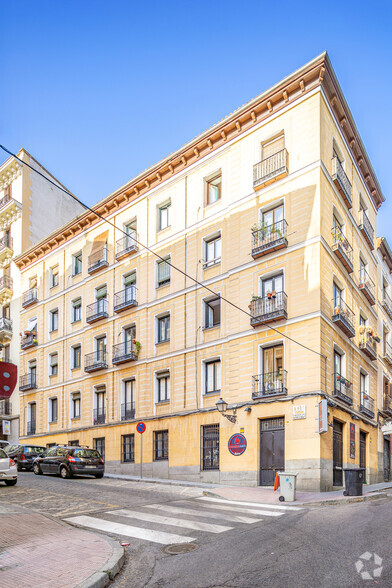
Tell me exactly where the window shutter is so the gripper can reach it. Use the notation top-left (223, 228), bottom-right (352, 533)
top-left (89, 231), bottom-right (109, 258)
top-left (262, 136), bottom-right (284, 160)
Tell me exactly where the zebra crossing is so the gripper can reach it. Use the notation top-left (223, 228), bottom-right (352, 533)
top-left (64, 496), bottom-right (302, 546)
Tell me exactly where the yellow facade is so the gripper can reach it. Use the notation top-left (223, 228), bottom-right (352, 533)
top-left (16, 53), bottom-right (386, 490)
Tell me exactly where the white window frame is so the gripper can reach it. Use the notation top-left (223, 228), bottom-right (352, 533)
top-left (203, 233), bottom-right (222, 269)
top-left (48, 396), bottom-right (58, 423)
top-left (203, 357), bottom-right (222, 395)
top-left (156, 312), bottom-right (170, 344)
top-left (71, 298), bottom-right (82, 323)
top-left (49, 352), bottom-right (58, 377)
top-left (49, 266), bottom-right (59, 289)
top-left (70, 392), bottom-right (81, 420)
top-left (71, 344), bottom-right (82, 370)
top-left (203, 295), bottom-right (221, 329)
top-left (155, 370), bottom-right (170, 404)
top-left (158, 201), bottom-right (171, 232)
top-left (156, 257), bottom-right (171, 288)
top-left (72, 252), bottom-right (82, 276)
top-left (49, 308), bottom-right (59, 333)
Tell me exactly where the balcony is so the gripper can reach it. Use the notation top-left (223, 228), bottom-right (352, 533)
top-left (86, 299), bottom-right (108, 323)
top-left (26, 421), bottom-right (36, 435)
top-left (250, 292), bottom-right (288, 327)
top-left (359, 329), bottom-right (378, 361)
top-left (333, 372), bottom-right (353, 405)
top-left (0, 399), bottom-right (12, 416)
top-left (0, 318), bottom-right (12, 341)
top-left (0, 276), bottom-right (13, 301)
top-left (359, 268), bottom-right (375, 305)
top-left (332, 298), bottom-right (355, 338)
top-left (21, 331), bottom-right (38, 350)
top-left (331, 227), bottom-right (353, 273)
top-left (0, 235), bottom-right (13, 266)
top-left (85, 351), bottom-right (108, 373)
top-left (112, 342), bottom-right (138, 365)
top-left (384, 395), bottom-right (392, 418)
top-left (360, 392), bottom-right (375, 419)
top-left (331, 157), bottom-right (352, 209)
top-left (113, 287), bottom-right (138, 313)
top-left (383, 341), bottom-right (392, 367)
top-left (115, 233), bottom-right (138, 261)
top-left (20, 373), bottom-right (37, 391)
top-left (253, 149), bottom-right (288, 190)
top-left (252, 370), bottom-right (288, 399)
top-left (0, 193), bottom-right (22, 225)
top-left (93, 408), bottom-right (106, 425)
top-left (251, 220), bottom-right (288, 259)
top-left (121, 402), bottom-right (136, 421)
top-left (88, 246), bottom-right (108, 274)
top-left (382, 291), bottom-right (392, 321)
top-left (22, 288), bottom-right (38, 308)
top-left (359, 210), bottom-right (374, 250)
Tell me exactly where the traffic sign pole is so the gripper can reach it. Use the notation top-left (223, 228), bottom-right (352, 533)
top-left (140, 434), bottom-right (143, 479)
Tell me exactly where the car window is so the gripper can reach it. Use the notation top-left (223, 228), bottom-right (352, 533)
top-left (24, 446), bottom-right (46, 456)
top-left (45, 447), bottom-right (57, 457)
top-left (0, 449), bottom-right (7, 459)
top-left (55, 447), bottom-right (68, 456)
top-left (72, 449), bottom-right (101, 459)
top-left (4, 444), bottom-right (18, 453)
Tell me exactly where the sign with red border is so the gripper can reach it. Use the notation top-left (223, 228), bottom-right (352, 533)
top-left (228, 433), bottom-right (247, 456)
top-left (136, 422), bottom-right (146, 434)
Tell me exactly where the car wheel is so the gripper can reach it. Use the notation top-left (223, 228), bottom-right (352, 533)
top-left (60, 466), bottom-right (71, 479)
top-left (33, 463), bottom-right (42, 475)
top-left (17, 465), bottom-right (23, 472)
top-left (94, 473), bottom-right (104, 479)
top-left (5, 479), bottom-right (17, 486)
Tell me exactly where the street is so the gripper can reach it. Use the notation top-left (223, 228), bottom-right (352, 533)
top-left (1, 474), bottom-right (391, 587)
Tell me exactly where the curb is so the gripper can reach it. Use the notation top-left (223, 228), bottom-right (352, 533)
top-left (202, 490), bottom-right (388, 507)
top-left (76, 535), bottom-right (124, 588)
top-left (104, 473), bottom-right (218, 489)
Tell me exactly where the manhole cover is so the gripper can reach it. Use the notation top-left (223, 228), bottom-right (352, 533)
top-left (163, 543), bottom-right (199, 555)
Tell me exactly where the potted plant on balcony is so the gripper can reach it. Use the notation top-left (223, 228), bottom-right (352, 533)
top-left (267, 291), bottom-right (272, 300)
top-left (249, 295), bottom-right (260, 309)
top-left (373, 333), bottom-right (381, 343)
top-left (133, 340), bottom-right (141, 355)
top-left (271, 290), bottom-right (277, 299)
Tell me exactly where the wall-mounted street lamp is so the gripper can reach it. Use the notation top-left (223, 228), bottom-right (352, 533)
top-left (216, 397), bottom-right (237, 424)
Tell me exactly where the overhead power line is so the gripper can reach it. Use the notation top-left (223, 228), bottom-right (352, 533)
top-left (0, 144), bottom-right (326, 360)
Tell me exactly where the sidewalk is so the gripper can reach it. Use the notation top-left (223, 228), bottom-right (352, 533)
top-left (203, 481), bottom-right (392, 506)
top-left (0, 505), bottom-right (124, 588)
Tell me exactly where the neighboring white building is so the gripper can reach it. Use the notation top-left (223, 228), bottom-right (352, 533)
top-left (0, 149), bottom-right (85, 443)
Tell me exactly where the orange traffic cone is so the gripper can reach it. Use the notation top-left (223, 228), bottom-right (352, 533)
top-left (273, 472), bottom-right (280, 491)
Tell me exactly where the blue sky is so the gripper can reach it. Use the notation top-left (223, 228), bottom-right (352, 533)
top-left (1, 1), bottom-right (391, 240)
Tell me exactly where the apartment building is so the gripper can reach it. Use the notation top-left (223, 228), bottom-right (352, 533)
top-left (15, 52), bottom-right (387, 490)
top-left (0, 149), bottom-right (85, 442)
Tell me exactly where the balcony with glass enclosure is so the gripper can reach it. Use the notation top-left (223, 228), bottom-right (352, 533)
top-left (251, 220), bottom-right (288, 259)
top-left (332, 298), bottom-right (355, 338)
top-left (253, 149), bottom-right (288, 190)
top-left (250, 292), bottom-right (288, 327)
top-left (331, 227), bottom-right (353, 273)
top-left (359, 268), bottom-right (376, 306)
top-left (331, 156), bottom-right (352, 209)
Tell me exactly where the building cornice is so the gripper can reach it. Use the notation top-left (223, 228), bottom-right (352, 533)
top-left (14, 51), bottom-right (384, 270)
top-left (377, 237), bottom-right (392, 272)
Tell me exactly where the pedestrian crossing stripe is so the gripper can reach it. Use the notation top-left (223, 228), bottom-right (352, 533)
top-left (197, 497), bottom-right (303, 511)
top-left (143, 503), bottom-right (262, 524)
top-left (107, 508), bottom-right (233, 533)
top-left (195, 501), bottom-right (284, 517)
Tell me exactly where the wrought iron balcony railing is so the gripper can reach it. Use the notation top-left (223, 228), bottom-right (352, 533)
top-left (331, 227), bottom-right (353, 273)
top-left (359, 329), bottom-right (377, 361)
top-left (93, 408), bottom-right (106, 425)
top-left (253, 149), bottom-right (288, 189)
top-left (331, 156), bottom-right (352, 209)
top-left (359, 210), bottom-right (374, 250)
top-left (85, 351), bottom-right (108, 372)
top-left (250, 292), bottom-right (288, 327)
top-left (88, 245), bottom-right (108, 274)
top-left (359, 268), bottom-right (376, 305)
top-left (27, 420), bottom-right (36, 435)
top-left (112, 341), bottom-right (138, 365)
top-left (0, 235), bottom-right (13, 252)
top-left (0, 399), bottom-right (12, 416)
top-left (251, 220), bottom-right (288, 259)
top-left (22, 288), bottom-right (38, 308)
top-left (21, 332), bottom-right (38, 350)
top-left (86, 299), bottom-right (108, 323)
top-left (383, 341), bottom-right (392, 366)
top-left (20, 373), bottom-right (37, 391)
top-left (333, 372), bottom-right (353, 404)
top-left (382, 291), bottom-right (392, 320)
top-left (252, 370), bottom-right (288, 398)
top-left (0, 276), bottom-right (13, 291)
top-left (0, 193), bottom-right (11, 210)
top-left (384, 395), bottom-right (392, 417)
top-left (360, 391), bottom-right (375, 419)
top-left (121, 402), bottom-right (136, 421)
top-left (113, 286), bottom-right (137, 313)
top-left (332, 298), bottom-right (355, 338)
top-left (115, 232), bottom-right (138, 260)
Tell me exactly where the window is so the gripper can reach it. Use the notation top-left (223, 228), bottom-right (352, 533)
top-left (49, 309), bottom-right (59, 332)
top-left (334, 350), bottom-right (343, 377)
top-left (68, 440), bottom-right (80, 446)
top-left (71, 393), bottom-right (80, 419)
top-left (157, 258), bottom-right (171, 287)
top-left (261, 273), bottom-right (284, 297)
top-left (204, 296), bottom-right (221, 329)
top-left (122, 379), bottom-right (135, 420)
top-left (206, 174), bottom-right (221, 205)
top-left (123, 326), bottom-right (136, 353)
top-left (205, 359), bottom-right (221, 394)
top-left (94, 388), bottom-right (106, 425)
top-left (359, 314), bottom-right (367, 327)
top-left (154, 430), bottom-right (168, 461)
top-left (72, 298), bottom-right (82, 323)
top-left (72, 345), bottom-right (81, 369)
top-left (72, 252), bottom-right (82, 276)
top-left (156, 371), bottom-right (170, 403)
top-left (157, 314), bottom-right (170, 343)
top-left (50, 266), bottom-right (59, 288)
top-left (123, 272), bottom-right (137, 302)
top-left (202, 424), bottom-right (219, 470)
top-left (262, 345), bottom-right (284, 394)
top-left (262, 135), bottom-right (284, 161)
top-left (49, 353), bottom-right (58, 376)
top-left (28, 359), bottom-right (37, 386)
top-left (93, 437), bottom-right (105, 461)
top-left (260, 205), bottom-right (284, 237)
top-left (333, 282), bottom-right (343, 307)
top-left (122, 434), bottom-right (135, 463)
top-left (49, 397), bottom-right (58, 423)
top-left (204, 235), bottom-right (221, 268)
top-left (95, 336), bottom-right (107, 360)
top-left (360, 372), bottom-right (367, 395)
top-left (158, 202), bottom-right (171, 231)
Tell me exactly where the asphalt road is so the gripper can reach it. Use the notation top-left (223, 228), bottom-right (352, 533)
top-left (1, 473), bottom-right (391, 587)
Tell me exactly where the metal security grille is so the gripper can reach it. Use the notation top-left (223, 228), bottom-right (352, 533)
top-left (154, 430), bottom-right (168, 461)
top-left (202, 424), bottom-right (219, 470)
top-left (122, 434), bottom-right (135, 463)
top-left (260, 417), bottom-right (284, 431)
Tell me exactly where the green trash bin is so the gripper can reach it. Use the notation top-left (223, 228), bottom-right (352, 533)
top-left (343, 468), bottom-right (365, 496)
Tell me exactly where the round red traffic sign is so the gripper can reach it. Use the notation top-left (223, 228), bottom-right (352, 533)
top-left (136, 422), bottom-right (146, 434)
top-left (228, 433), bottom-right (247, 456)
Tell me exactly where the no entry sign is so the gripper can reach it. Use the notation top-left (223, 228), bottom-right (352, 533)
top-left (228, 433), bottom-right (247, 456)
top-left (136, 422), bottom-right (146, 434)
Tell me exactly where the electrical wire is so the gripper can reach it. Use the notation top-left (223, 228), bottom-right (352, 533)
top-left (0, 144), bottom-right (327, 359)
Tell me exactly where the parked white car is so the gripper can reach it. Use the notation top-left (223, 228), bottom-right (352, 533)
top-left (0, 447), bottom-right (17, 486)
